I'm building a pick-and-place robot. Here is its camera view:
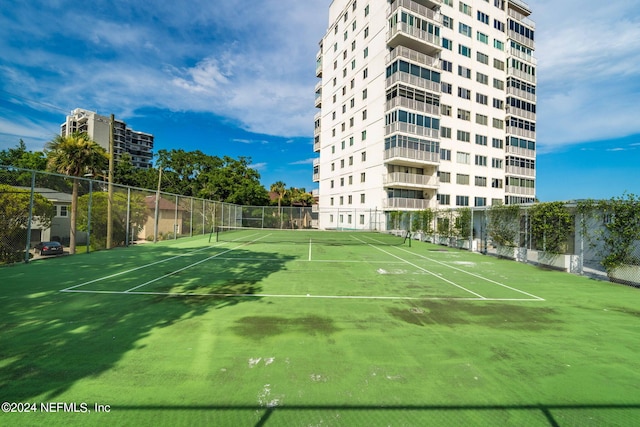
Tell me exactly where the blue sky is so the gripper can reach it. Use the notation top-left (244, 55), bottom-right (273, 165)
top-left (0, 0), bottom-right (639, 201)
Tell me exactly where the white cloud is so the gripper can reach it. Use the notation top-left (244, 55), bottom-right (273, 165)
top-left (289, 158), bottom-right (316, 165)
top-left (535, 0), bottom-right (640, 150)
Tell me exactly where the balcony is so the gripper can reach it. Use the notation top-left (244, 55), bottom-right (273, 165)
top-left (506, 126), bottom-right (536, 141)
top-left (386, 45), bottom-right (439, 69)
top-left (509, 47), bottom-right (536, 66)
top-left (387, 0), bottom-right (442, 56)
top-left (385, 122), bottom-right (440, 140)
top-left (506, 185), bottom-right (535, 197)
top-left (313, 138), bottom-right (320, 152)
top-left (506, 86), bottom-right (536, 103)
top-left (384, 146), bottom-right (439, 166)
top-left (384, 197), bottom-right (432, 210)
top-left (384, 172), bottom-right (438, 189)
top-left (386, 96), bottom-right (439, 116)
top-left (315, 92), bottom-right (322, 108)
top-left (386, 71), bottom-right (441, 94)
top-left (507, 68), bottom-right (536, 84)
top-left (506, 107), bottom-right (536, 121)
top-left (507, 30), bottom-right (535, 50)
top-left (506, 166), bottom-right (536, 177)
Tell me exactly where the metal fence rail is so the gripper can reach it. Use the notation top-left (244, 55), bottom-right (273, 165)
top-left (2, 165), bottom-right (638, 288)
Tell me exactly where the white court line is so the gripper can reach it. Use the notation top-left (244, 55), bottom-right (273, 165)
top-left (351, 235), bottom-right (487, 299)
top-left (394, 246), bottom-right (545, 301)
top-left (59, 288), bottom-right (538, 301)
top-left (61, 244), bottom-right (223, 291)
top-left (308, 239), bottom-right (312, 261)
top-left (124, 234), bottom-right (270, 293)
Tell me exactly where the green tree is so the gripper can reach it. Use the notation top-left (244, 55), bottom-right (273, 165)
top-left (578, 193), bottom-right (640, 272)
top-left (46, 132), bottom-right (108, 254)
top-left (77, 191), bottom-right (148, 249)
top-left (529, 201), bottom-right (573, 254)
top-left (0, 140), bottom-right (48, 186)
top-left (488, 204), bottom-right (521, 247)
top-left (270, 181), bottom-right (287, 228)
top-left (0, 184), bottom-right (54, 264)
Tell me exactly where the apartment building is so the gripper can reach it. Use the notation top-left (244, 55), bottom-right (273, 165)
top-left (61, 108), bottom-right (154, 169)
top-left (313, 0), bottom-right (536, 230)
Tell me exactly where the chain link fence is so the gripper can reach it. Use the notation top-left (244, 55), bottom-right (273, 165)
top-left (2, 165), bottom-right (638, 287)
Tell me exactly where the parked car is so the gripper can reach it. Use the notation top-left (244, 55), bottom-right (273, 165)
top-left (35, 241), bottom-right (64, 256)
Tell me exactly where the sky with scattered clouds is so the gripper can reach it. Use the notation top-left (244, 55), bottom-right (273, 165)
top-left (0, 0), bottom-right (638, 200)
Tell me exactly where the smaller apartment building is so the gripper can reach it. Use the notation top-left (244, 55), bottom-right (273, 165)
top-left (61, 108), bottom-right (154, 169)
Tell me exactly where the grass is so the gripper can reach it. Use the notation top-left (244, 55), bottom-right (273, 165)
top-left (0, 232), bottom-right (639, 426)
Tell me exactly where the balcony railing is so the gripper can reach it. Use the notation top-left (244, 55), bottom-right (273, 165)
top-left (385, 122), bottom-right (440, 140)
top-left (505, 126), bottom-right (536, 141)
top-left (384, 172), bottom-right (438, 188)
top-left (507, 68), bottom-right (536, 84)
top-left (506, 166), bottom-right (536, 177)
top-left (384, 197), bottom-right (432, 210)
top-left (386, 71), bottom-right (441, 93)
top-left (507, 30), bottom-right (535, 50)
top-left (384, 146), bottom-right (440, 164)
top-left (506, 86), bottom-right (536, 103)
top-left (509, 47), bottom-right (537, 66)
top-left (506, 107), bottom-right (536, 121)
top-left (386, 45), bottom-right (439, 68)
top-left (387, 22), bottom-right (441, 50)
top-left (506, 185), bottom-right (535, 197)
top-left (389, 0), bottom-right (441, 23)
top-left (385, 96), bottom-right (439, 116)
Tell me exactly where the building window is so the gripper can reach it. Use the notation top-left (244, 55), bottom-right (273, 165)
top-left (459, 22), bottom-right (472, 37)
top-left (360, 172), bottom-right (366, 182)
top-left (441, 82), bottom-right (452, 94)
top-left (442, 38), bottom-right (453, 50)
top-left (438, 194), bottom-right (450, 205)
top-left (361, 151), bottom-right (366, 162)
top-left (359, 214), bottom-right (365, 224)
top-left (475, 197), bottom-right (487, 207)
top-left (360, 193), bottom-right (365, 203)
top-left (492, 118), bottom-right (504, 129)
top-left (457, 109), bottom-right (471, 121)
top-left (457, 130), bottom-right (471, 142)
top-left (492, 158), bottom-right (503, 169)
top-left (493, 58), bottom-right (505, 70)
top-left (476, 113), bottom-right (488, 125)
top-left (493, 78), bottom-right (504, 90)
top-left (476, 93), bottom-right (488, 105)
top-left (458, 44), bottom-right (471, 58)
top-left (477, 52), bottom-right (489, 65)
top-left (494, 39), bottom-right (504, 51)
top-left (477, 31), bottom-right (489, 44)
top-left (59, 205), bottom-right (68, 217)
top-left (442, 15), bottom-right (453, 29)
top-left (456, 152), bottom-right (471, 164)
top-left (476, 135), bottom-right (488, 145)
top-left (475, 155), bottom-right (487, 166)
top-left (362, 88), bottom-right (368, 99)
top-left (364, 26), bottom-right (369, 38)
top-left (363, 68), bottom-right (368, 79)
top-left (361, 130), bottom-right (367, 140)
top-left (456, 174), bottom-right (470, 185)
top-left (459, 2), bottom-right (472, 16)
top-left (477, 72), bottom-right (488, 85)
top-left (441, 104), bottom-right (451, 116)
top-left (439, 171), bottom-right (451, 183)
top-left (440, 148), bottom-right (451, 161)
top-left (492, 138), bottom-right (504, 149)
top-left (441, 126), bottom-right (452, 138)
top-left (458, 65), bottom-right (471, 79)
top-left (456, 195), bottom-right (470, 206)
top-left (477, 11), bottom-right (489, 25)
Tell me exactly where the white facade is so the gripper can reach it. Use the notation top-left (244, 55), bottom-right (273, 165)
top-left (61, 108), bottom-right (154, 169)
top-left (314, 0), bottom-right (536, 230)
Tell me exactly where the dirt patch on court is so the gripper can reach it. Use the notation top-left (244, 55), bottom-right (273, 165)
top-left (388, 301), bottom-right (560, 331)
top-left (231, 315), bottom-right (340, 340)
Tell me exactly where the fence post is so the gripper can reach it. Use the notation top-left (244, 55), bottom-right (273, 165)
top-left (125, 188), bottom-right (131, 246)
top-left (86, 180), bottom-right (93, 254)
top-left (24, 171), bottom-right (36, 263)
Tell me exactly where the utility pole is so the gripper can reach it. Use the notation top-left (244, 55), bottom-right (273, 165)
top-left (106, 113), bottom-right (114, 249)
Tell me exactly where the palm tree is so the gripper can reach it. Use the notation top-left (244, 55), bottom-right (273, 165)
top-left (270, 181), bottom-right (287, 229)
top-left (46, 132), bottom-right (108, 254)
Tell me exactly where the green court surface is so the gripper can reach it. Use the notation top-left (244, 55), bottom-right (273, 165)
top-left (0, 231), bottom-right (638, 426)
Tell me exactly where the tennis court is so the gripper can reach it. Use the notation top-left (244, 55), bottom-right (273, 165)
top-left (1, 231), bottom-right (639, 426)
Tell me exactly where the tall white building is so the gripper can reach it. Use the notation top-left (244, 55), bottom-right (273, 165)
top-left (61, 108), bottom-right (154, 169)
top-left (313, 0), bottom-right (536, 230)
